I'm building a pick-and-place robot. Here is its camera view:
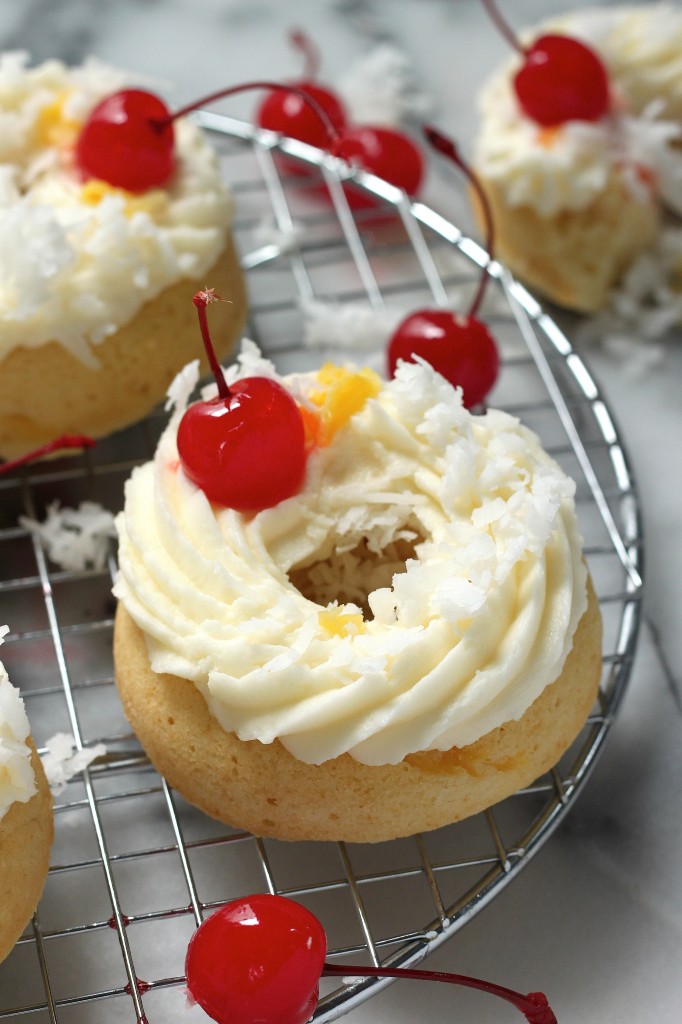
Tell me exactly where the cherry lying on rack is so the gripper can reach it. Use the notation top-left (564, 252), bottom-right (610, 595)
top-left (185, 893), bottom-right (558, 1024)
top-left (255, 29), bottom-right (348, 154)
top-left (254, 28), bottom-right (425, 204)
top-left (386, 125), bottom-right (499, 409)
top-left (336, 123), bottom-right (424, 205)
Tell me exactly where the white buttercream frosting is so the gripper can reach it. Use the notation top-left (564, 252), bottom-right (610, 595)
top-left (474, 5), bottom-right (682, 217)
top-left (0, 626), bottom-right (37, 821)
top-left (114, 351), bottom-right (588, 767)
top-left (0, 52), bottom-right (233, 366)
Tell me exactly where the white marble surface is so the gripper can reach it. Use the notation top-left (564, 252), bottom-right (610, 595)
top-left (1, 1), bottom-right (680, 1021)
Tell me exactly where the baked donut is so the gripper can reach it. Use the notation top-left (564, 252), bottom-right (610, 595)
top-left (472, 4), bottom-right (682, 313)
top-left (0, 642), bottom-right (53, 962)
top-left (113, 352), bottom-right (602, 843)
top-left (0, 53), bottom-right (247, 460)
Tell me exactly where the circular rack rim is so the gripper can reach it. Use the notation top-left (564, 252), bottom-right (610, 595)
top-left (194, 111), bottom-right (645, 1020)
top-left (0, 111), bottom-right (645, 1024)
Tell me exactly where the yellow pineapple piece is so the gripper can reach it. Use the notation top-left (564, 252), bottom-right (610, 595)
top-left (308, 363), bottom-right (381, 446)
top-left (35, 93), bottom-right (79, 148)
top-left (318, 607), bottom-right (365, 637)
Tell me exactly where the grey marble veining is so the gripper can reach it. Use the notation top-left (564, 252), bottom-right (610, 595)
top-left (0, 0), bottom-right (101, 63)
top-left (1, 1), bottom-right (680, 1021)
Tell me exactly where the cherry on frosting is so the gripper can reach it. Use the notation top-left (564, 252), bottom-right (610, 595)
top-left (176, 291), bottom-right (307, 512)
top-left (482, 0), bottom-right (610, 126)
top-left (75, 89), bottom-right (175, 193)
top-left (386, 126), bottom-right (499, 409)
top-left (185, 893), bottom-right (558, 1024)
top-left (255, 29), bottom-right (348, 150)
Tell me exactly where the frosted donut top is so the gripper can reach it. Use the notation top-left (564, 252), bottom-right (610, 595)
top-left (0, 626), bottom-right (37, 821)
top-left (115, 349), bottom-right (588, 767)
top-left (0, 52), bottom-right (233, 366)
top-left (474, 5), bottom-right (682, 217)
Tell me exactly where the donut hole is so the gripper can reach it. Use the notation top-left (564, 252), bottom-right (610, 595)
top-left (288, 526), bottom-right (425, 620)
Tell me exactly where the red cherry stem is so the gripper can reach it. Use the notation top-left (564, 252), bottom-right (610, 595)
top-left (0, 434), bottom-right (95, 475)
top-left (321, 963), bottom-right (557, 1023)
top-left (423, 124), bottom-right (495, 321)
top-left (290, 28), bottom-right (321, 80)
top-left (481, 0), bottom-right (526, 56)
top-left (158, 81), bottom-right (341, 152)
top-left (192, 290), bottom-right (230, 400)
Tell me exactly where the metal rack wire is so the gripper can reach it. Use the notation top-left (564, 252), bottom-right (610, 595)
top-left (0, 116), bottom-right (643, 1023)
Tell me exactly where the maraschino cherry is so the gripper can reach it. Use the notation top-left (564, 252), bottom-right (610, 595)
top-left (336, 123), bottom-right (424, 203)
top-left (251, 30), bottom-right (421, 203)
top-left (76, 80), bottom-right (341, 193)
top-left (254, 30), bottom-right (424, 201)
top-left (0, 434), bottom-right (95, 474)
top-left (76, 61), bottom-right (424, 204)
top-left (185, 893), bottom-right (558, 1024)
top-left (386, 126), bottom-right (499, 409)
top-left (255, 29), bottom-right (348, 151)
top-left (176, 291), bottom-right (307, 512)
top-left (482, 0), bottom-right (610, 126)
top-left (75, 89), bottom-right (174, 193)
top-left (185, 894), bottom-right (326, 1024)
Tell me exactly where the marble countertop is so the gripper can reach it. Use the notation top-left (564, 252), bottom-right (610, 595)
top-left (1, 1), bottom-right (680, 1022)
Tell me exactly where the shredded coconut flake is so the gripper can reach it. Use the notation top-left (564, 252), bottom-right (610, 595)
top-left (247, 217), bottom-right (303, 255)
top-left (576, 222), bottom-right (682, 362)
top-left (41, 732), bottom-right (106, 795)
top-left (166, 358), bottom-right (200, 414)
top-left (21, 500), bottom-right (117, 571)
top-left (301, 297), bottom-right (403, 351)
top-left (338, 44), bottom-right (431, 126)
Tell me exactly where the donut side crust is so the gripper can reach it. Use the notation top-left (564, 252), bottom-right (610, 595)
top-left (0, 235), bottom-right (247, 460)
top-left (0, 745), bottom-right (53, 963)
top-left (471, 175), bottom-right (658, 314)
top-left (113, 578), bottom-right (602, 843)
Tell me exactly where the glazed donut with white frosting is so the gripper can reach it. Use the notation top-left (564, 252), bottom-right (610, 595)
top-left (0, 53), bottom-right (247, 460)
top-left (113, 349), bottom-right (602, 843)
top-left (473, 4), bottom-right (682, 313)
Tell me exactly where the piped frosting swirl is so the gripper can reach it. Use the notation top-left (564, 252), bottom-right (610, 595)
top-left (115, 350), bottom-right (588, 767)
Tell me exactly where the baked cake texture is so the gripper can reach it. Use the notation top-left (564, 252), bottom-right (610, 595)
top-left (0, 638), bottom-right (53, 962)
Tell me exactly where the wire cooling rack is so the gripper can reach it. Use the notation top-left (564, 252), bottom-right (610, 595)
top-left (0, 115), bottom-right (643, 1023)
